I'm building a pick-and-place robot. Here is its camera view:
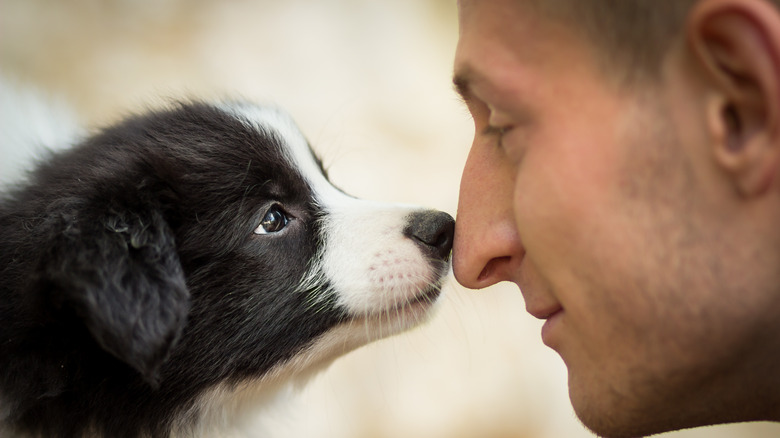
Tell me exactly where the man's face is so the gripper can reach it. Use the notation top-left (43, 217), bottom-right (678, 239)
top-left (452, 0), bottom-right (780, 436)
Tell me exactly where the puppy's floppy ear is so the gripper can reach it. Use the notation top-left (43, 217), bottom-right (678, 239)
top-left (44, 200), bottom-right (190, 386)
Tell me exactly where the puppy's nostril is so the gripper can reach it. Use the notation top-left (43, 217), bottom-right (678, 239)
top-left (403, 210), bottom-right (455, 261)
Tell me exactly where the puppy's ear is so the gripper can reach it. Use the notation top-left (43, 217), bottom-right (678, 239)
top-left (44, 202), bottom-right (190, 386)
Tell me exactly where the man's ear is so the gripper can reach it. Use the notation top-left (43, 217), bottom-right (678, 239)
top-left (44, 200), bottom-right (190, 387)
top-left (687, 0), bottom-right (780, 195)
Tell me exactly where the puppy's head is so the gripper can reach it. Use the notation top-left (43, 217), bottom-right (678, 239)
top-left (32, 101), bottom-right (453, 396)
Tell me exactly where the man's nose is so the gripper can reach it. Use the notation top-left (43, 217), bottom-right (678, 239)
top-left (452, 141), bottom-right (524, 289)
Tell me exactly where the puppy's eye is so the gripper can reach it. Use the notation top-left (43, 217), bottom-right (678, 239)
top-left (254, 205), bottom-right (289, 235)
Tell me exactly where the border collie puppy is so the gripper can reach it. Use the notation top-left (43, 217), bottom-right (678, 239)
top-left (0, 101), bottom-right (454, 438)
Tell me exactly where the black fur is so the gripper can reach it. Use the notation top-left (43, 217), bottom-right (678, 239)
top-left (0, 102), bottom-right (348, 437)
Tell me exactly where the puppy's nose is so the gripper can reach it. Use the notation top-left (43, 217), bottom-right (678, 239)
top-left (404, 210), bottom-right (455, 261)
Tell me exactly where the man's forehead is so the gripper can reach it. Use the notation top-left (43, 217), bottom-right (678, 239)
top-left (456, 0), bottom-right (477, 17)
top-left (453, 2), bottom-right (508, 101)
top-left (453, 0), bottom-right (597, 87)
top-left (457, 0), bottom-right (539, 21)
top-left (452, 1), bottom-right (529, 104)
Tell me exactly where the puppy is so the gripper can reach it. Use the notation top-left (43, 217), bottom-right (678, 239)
top-left (0, 100), bottom-right (454, 438)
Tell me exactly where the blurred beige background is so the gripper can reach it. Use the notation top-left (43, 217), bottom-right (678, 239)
top-left (2, 1), bottom-right (779, 437)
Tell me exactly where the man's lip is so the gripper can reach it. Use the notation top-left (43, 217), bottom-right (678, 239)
top-left (541, 309), bottom-right (564, 348)
top-left (527, 304), bottom-right (563, 320)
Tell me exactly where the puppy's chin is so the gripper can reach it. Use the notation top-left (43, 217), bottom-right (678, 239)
top-left (249, 281), bottom-right (448, 389)
top-left (289, 289), bottom-right (447, 376)
top-left (342, 291), bottom-right (441, 346)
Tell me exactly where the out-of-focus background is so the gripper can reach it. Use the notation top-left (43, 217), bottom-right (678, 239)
top-left (2, 1), bottom-right (779, 437)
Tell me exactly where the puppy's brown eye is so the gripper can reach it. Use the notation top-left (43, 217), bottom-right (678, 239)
top-left (254, 205), bottom-right (289, 235)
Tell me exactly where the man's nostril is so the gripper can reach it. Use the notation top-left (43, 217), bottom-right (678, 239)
top-left (404, 210), bottom-right (455, 261)
top-left (477, 256), bottom-right (511, 282)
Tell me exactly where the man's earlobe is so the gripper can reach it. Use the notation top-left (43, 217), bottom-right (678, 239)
top-left (688, 0), bottom-right (780, 195)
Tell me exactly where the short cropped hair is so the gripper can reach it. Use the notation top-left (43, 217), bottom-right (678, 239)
top-left (530, 0), bottom-right (780, 83)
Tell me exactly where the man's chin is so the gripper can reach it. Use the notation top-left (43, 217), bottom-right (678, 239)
top-left (569, 385), bottom-right (715, 438)
top-left (567, 375), bottom-right (672, 438)
top-left (572, 404), bottom-right (665, 438)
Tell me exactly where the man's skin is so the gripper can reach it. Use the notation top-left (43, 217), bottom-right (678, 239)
top-left (451, 0), bottom-right (780, 436)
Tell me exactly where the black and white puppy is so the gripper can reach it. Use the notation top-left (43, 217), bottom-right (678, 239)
top-left (0, 100), bottom-right (454, 438)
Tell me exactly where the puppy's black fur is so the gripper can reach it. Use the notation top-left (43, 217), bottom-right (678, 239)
top-left (0, 102), bottom-right (349, 437)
